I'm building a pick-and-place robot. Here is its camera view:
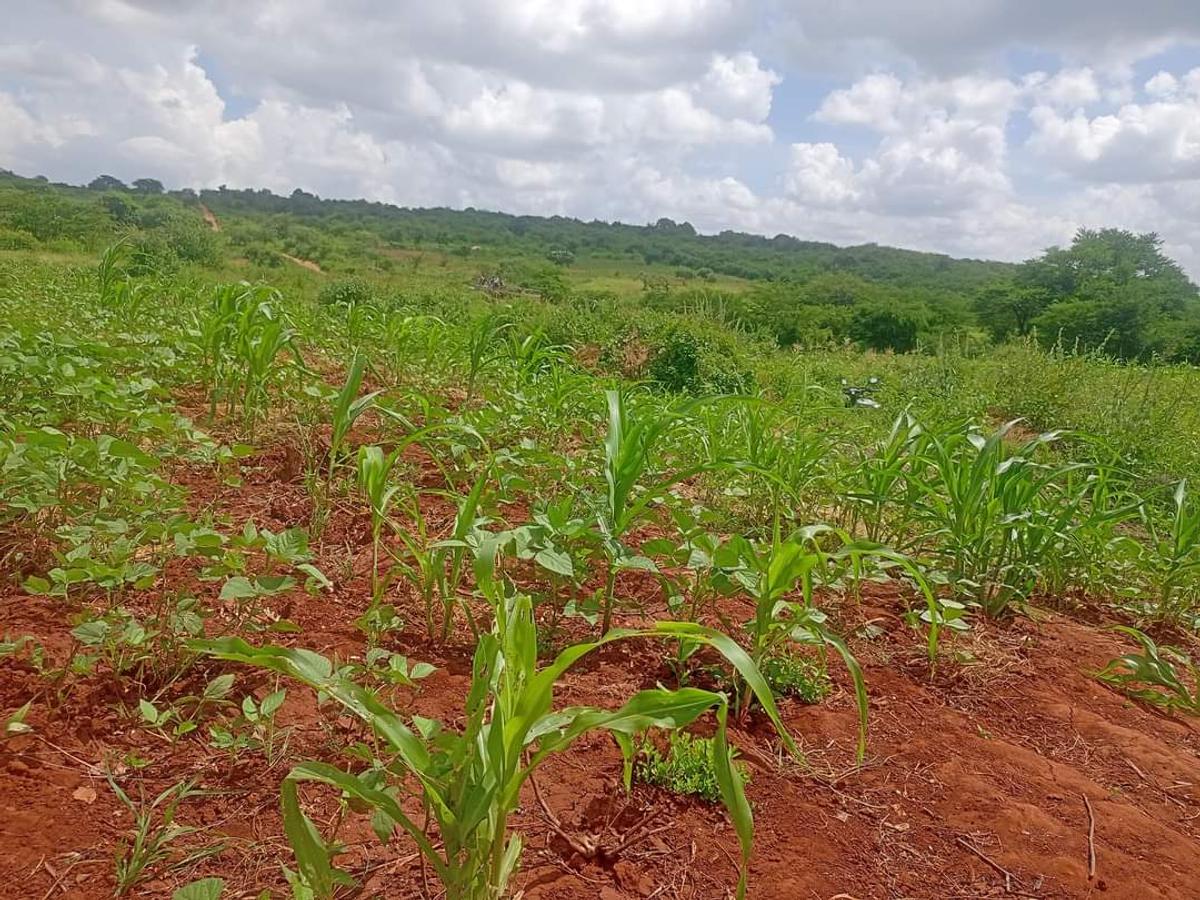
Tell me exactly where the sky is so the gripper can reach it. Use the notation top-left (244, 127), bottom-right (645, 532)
top-left (3, 1), bottom-right (1200, 273)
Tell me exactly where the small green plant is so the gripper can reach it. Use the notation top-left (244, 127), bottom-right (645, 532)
top-left (209, 687), bottom-right (291, 763)
top-left (1096, 626), bottom-right (1200, 715)
top-left (636, 730), bottom-right (745, 802)
top-left (195, 283), bottom-right (300, 427)
top-left (1141, 480), bottom-right (1200, 626)
top-left (727, 527), bottom-right (871, 751)
top-left (760, 650), bottom-right (832, 704)
top-left (172, 878), bottom-right (225, 900)
top-left (110, 778), bottom-right (200, 895)
top-left (4, 699), bottom-right (33, 738)
top-left (327, 352), bottom-right (381, 485)
top-left (393, 463), bottom-right (491, 642)
top-left (909, 419), bottom-right (1106, 618)
top-left (464, 314), bottom-right (513, 402)
top-left (356, 444), bottom-right (402, 605)
top-left (593, 389), bottom-right (723, 634)
top-left (138, 673), bottom-right (236, 739)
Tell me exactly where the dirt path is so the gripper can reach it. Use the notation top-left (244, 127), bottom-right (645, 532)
top-left (279, 252), bottom-right (322, 273)
top-left (198, 203), bottom-right (220, 232)
top-left (1, 441), bottom-right (1198, 898)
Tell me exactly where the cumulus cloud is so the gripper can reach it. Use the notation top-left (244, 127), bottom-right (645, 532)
top-left (1, 0), bottom-right (1199, 274)
top-left (1028, 70), bottom-right (1200, 182)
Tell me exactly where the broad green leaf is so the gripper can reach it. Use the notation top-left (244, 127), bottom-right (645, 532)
top-left (172, 878), bottom-right (225, 900)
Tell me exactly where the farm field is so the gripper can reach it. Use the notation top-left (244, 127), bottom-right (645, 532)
top-left (2, 180), bottom-right (1200, 900)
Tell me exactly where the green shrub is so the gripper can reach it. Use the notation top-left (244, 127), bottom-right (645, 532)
top-left (0, 227), bottom-right (37, 251)
top-left (523, 266), bottom-right (570, 301)
top-left (128, 231), bottom-right (179, 277)
top-left (648, 329), bottom-right (701, 393)
top-left (318, 277), bottom-right (375, 307)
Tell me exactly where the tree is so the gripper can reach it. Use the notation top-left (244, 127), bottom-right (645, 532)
top-left (88, 174), bottom-right (127, 191)
top-left (974, 281), bottom-right (1051, 340)
top-left (849, 304), bottom-right (923, 353)
top-left (132, 178), bottom-right (164, 194)
top-left (100, 194), bottom-right (137, 225)
top-left (1018, 229), bottom-right (1199, 358)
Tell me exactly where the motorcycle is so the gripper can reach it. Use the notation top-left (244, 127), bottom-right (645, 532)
top-left (841, 376), bottom-right (881, 409)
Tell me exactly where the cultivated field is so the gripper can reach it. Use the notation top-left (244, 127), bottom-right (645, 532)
top-left (2, 186), bottom-right (1200, 899)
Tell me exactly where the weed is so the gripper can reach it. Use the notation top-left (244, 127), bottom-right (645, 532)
top-left (110, 778), bottom-right (201, 895)
top-left (636, 730), bottom-right (746, 802)
top-left (760, 650), bottom-right (832, 704)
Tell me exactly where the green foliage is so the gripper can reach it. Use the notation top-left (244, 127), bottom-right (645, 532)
top-left (110, 778), bottom-right (200, 895)
top-left (849, 302), bottom-right (924, 353)
top-left (1021, 228), bottom-right (1199, 361)
top-left (648, 329), bottom-right (702, 393)
top-left (8, 168), bottom-right (1200, 900)
top-left (908, 419), bottom-right (1118, 617)
top-left (317, 277), bottom-right (374, 308)
top-left (172, 878), bottom-right (225, 900)
top-left (636, 730), bottom-right (744, 802)
top-left (326, 352), bottom-right (380, 481)
top-left (760, 650), bottom-right (832, 704)
top-left (1096, 626), bottom-right (1200, 715)
top-left (196, 592), bottom-right (793, 900)
top-left (1140, 480), bottom-right (1200, 626)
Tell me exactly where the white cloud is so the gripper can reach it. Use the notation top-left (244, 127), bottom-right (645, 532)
top-left (784, 143), bottom-right (862, 207)
top-left (1029, 67), bottom-right (1102, 109)
top-left (769, 1), bottom-right (1200, 74)
top-left (1028, 72), bottom-right (1200, 183)
top-left (1, 1), bottom-right (1199, 276)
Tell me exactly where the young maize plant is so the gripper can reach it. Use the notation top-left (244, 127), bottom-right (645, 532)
top-left (909, 419), bottom-right (1098, 618)
top-left (595, 389), bottom-right (732, 634)
top-left (193, 282), bottom-right (299, 427)
top-left (728, 524), bottom-right (941, 756)
top-left (355, 445), bottom-right (403, 606)
top-left (1142, 480), bottom-right (1200, 626)
top-left (1096, 625), bottom-right (1200, 715)
top-left (463, 314), bottom-right (513, 402)
top-left (327, 352), bottom-right (382, 485)
top-left (196, 587), bottom-right (792, 900)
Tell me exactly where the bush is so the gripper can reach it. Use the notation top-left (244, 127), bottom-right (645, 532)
top-left (647, 325), bottom-right (756, 395)
top-left (127, 231), bottom-right (179, 277)
top-left (0, 227), bottom-right (36, 251)
top-left (648, 329), bottom-right (701, 393)
top-left (523, 266), bottom-right (570, 301)
top-left (318, 277), bottom-right (375, 307)
top-left (164, 219), bottom-right (221, 267)
top-left (244, 245), bottom-right (284, 268)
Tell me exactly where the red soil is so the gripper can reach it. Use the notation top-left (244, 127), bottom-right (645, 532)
top-left (2, 442), bottom-right (1199, 899)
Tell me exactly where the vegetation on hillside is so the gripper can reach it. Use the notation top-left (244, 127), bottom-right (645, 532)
top-left (4, 168), bottom-right (1198, 362)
